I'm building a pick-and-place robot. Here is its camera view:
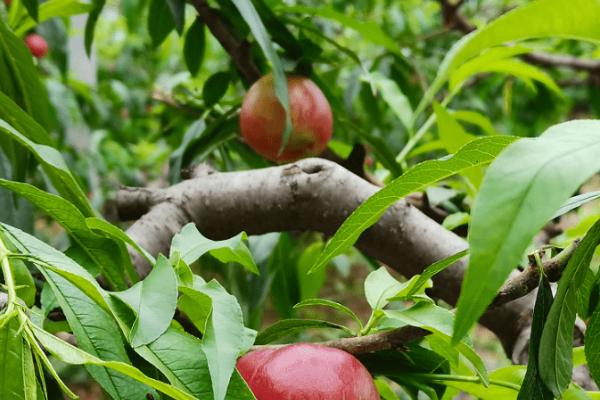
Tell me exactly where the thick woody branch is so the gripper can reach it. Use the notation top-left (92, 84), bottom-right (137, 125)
top-left (118, 158), bottom-right (537, 356)
top-left (189, 0), bottom-right (261, 84)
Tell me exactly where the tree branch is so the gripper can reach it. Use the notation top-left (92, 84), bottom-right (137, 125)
top-left (118, 158), bottom-right (544, 357)
top-left (189, 0), bottom-right (261, 84)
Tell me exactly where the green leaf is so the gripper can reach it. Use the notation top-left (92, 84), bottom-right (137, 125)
top-left (456, 58), bottom-right (561, 95)
top-left (517, 277), bottom-right (553, 400)
top-left (184, 19), bottom-right (205, 76)
top-left (433, 102), bottom-right (476, 154)
top-left (148, 0), bottom-right (175, 47)
top-left (203, 71), bottom-right (231, 108)
top-left (454, 121), bottom-right (600, 344)
top-left (84, 0), bottom-right (106, 56)
top-left (364, 71), bottom-right (413, 130)
top-left (230, 0), bottom-right (292, 151)
top-left (448, 46), bottom-right (559, 95)
top-left (178, 285), bottom-right (212, 333)
top-left (255, 318), bottom-right (353, 345)
top-left (584, 292), bottom-right (600, 393)
top-left (43, 271), bottom-right (157, 399)
top-left (112, 255), bottom-right (178, 347)
top-left (0, 91), bottom-right (52, 146)
top-left (198, 280), bottom-right (255, 400)
top-left (442, 212), bottom-right (470, 231)
top-left (0, 179), bottom-right (128, 289)
top-left (294, 298), bottom-right (362, 330)
top-left (31, 324), bottom-right (197, 400)
top-left (1, 223), bottom-right (109, 312)
top-left (417, 0), bottom-right (600, 116)
top-left (0, 318), bottom-right (37, 400)
top-left (0, 18), bottom-right (53, 130)
top-left (539, 219), bottom-right (600, 397)
top-left (11, 257), bottom-right (35, 307)
top-left (277, 5), bottom-right (402, 55)
top-left (166, 0), bottom-right (185, 34)
top-left (21, 0), bottom-right (39, 21)
top-left (451, 110), bottom-right (499, 136)
top-left (574, 346), bottom-right (587, 367)
top-left (1, 223), bottom-right (155, 398)
top-left (553, 191), bottom-right (600, 220)
top-left (171, 223), bottom-right (258, 274)
top-left (130, 325), bottom-right (255, 399)
top-left (296, 241), bottom-right (326, 300)
top-left (311, 136), bottom-right (516, 274)
top-left (85, 216), bottom-right (154, 266)
top-left (405, 250), bottom-right (469, 298)
top-left (365, 267), bottom-right (408, 310)
top-left (0, 120), bottom-right (94, 217)
top-left (13, 0), bottom-right (93, 37)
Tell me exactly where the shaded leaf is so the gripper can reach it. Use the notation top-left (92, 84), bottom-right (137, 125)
top-left (540, 219), bottom-right (600, 397)
top-left (203, 71), bottom-right (230, 108)
top-left (148, 0), bottom-right (175, 47)
top-left (184, 19), bottom-right (205, 76)
top-left (517, 277), bottom-right (553, 400)
top-left (84, 0), bottom-right (106, 56)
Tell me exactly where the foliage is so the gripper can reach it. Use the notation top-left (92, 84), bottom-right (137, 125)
top-left (2, 0), bottom-right (600, 399)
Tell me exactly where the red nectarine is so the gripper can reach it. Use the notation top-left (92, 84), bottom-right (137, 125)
top-left (237, 343), bottom-right (379, 400)
top-left (240, 75), bottom-right (333, 163)
top-left (25, 34), bottom-right (48, 59)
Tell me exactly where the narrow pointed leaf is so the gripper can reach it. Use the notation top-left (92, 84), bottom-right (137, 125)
top-left (230, 0), bottom-right (292, 151)
top-left (517, 277), bottom-right (553, 400)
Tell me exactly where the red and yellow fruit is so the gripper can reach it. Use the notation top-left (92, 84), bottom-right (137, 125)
top-left (25, 34), bottom-right (48, 59)
top-left (237, 343), bottom-right (379, 400)
top-left (240, 75), bottom-right (333, 163)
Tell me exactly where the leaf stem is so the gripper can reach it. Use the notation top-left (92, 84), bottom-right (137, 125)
top-left (0, 236), bottom-right (16, 316)
top-left (404, 373), bottom-right (521, 391)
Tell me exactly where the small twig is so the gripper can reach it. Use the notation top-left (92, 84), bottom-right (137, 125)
top-left (490, 240), bottom-right (580, 307)
top-left (188, 0), bottom-right (261, 84)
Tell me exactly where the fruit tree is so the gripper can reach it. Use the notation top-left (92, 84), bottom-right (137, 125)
top-left (1, 0), bottom-right (600, 399)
